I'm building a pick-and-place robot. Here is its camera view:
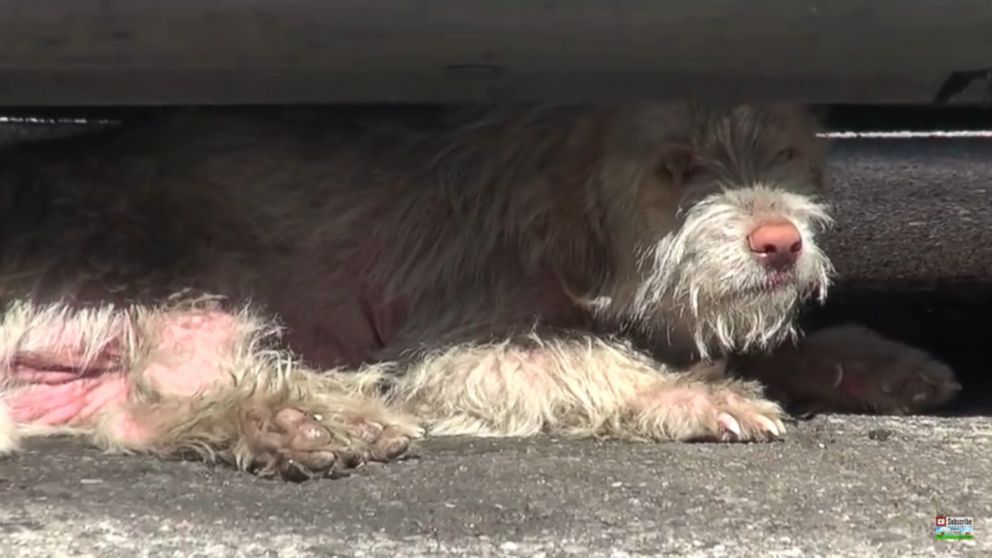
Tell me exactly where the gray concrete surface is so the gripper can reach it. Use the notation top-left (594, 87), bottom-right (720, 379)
top-left (2, 416), bottom-right (989, 557)
top-left (2, 126), bottom-right (992, 557)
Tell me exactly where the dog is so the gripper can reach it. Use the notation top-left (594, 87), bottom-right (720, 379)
top-left (0, 102), bottom-right (960, 479)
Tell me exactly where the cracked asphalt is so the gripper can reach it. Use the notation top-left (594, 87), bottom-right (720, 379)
top-left (1, 118), bottom-right (992, 557)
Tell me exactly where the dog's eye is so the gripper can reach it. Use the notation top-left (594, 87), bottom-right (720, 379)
top-left (775, 147), bottom-right (798, 163)
top-left (682, 162), bottom-right (706, 180)
top-left (656, 148), bottom-right (699, 183)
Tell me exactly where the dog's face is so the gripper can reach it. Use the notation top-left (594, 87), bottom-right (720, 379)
top-left (591, 103), bottom-right (834, 358)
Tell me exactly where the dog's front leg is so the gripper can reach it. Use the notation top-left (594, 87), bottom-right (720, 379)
top-left (387, 330), bottom-right (786, 442)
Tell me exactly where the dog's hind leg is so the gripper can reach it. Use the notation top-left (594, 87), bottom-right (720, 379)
top-left (0, 299), bottom-right (421, 479)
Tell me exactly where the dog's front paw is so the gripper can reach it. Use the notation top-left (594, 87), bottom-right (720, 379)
top-left (633, 379), bottom-right (787, 442)
top-left (820, 327), bottom-right (961, 414)
top-left (737, 325), bottom-right (962, 414)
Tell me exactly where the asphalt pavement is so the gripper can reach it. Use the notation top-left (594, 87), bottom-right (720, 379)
top-left (1, 118), bottom-right (992, 557)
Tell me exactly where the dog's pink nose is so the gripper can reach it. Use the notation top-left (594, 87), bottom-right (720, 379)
top-left (747, 219), bottom-right (802, 270)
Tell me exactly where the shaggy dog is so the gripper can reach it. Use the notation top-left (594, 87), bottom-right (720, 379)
top-left (0, 103), bottom-right (959, 479)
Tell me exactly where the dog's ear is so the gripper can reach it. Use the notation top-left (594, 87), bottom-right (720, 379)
top-left (551, 230), bottom-right (615, 306)
top-left (539, 113), bottom-right (617, 304)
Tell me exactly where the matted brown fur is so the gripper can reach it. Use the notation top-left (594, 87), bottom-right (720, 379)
top-left (0, 103), bottom-right (959, 478)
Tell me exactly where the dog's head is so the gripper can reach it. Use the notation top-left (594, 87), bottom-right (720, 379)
top-left (573, 102), bottom-right (834, 358)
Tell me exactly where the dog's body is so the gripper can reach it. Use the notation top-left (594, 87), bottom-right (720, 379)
top-left (0, 104), bottom-right (960, 478)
